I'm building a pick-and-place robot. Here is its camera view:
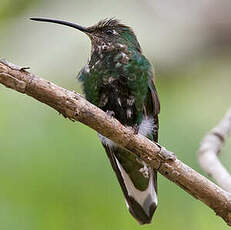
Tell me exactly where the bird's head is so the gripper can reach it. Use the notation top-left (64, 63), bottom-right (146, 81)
top-left (30, 17), bottom-right (141, 52)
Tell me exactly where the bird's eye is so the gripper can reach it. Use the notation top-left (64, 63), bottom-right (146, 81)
top-left (105, 29), bottom-right (114, 35)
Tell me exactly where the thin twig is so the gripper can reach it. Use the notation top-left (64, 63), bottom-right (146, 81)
top-left (1, 60), bottom-right (231, 226)
top-left (198, 108), bottom-right (231, 192)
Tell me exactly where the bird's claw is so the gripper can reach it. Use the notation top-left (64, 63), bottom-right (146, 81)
top-left (106, 110), bottom-right (115, 117)
top-left (133, 124), bottom-right (139, 135)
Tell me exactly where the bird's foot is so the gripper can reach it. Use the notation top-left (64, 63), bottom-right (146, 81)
top-left (133, 124), bottom-right (139, 135)
top-left (106, 110), bottom-right (115, 117)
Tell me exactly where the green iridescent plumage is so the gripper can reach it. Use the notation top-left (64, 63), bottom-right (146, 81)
top-left (78, 49), bottom-right (153, 124)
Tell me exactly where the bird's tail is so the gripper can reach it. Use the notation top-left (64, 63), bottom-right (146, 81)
top-left (102, 142), bottom-right (157, 224)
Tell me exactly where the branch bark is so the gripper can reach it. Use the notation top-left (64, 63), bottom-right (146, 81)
top-left (1, 59), bottom-right (231, 226)
top-left (198, 108), bottom-right (231, 192)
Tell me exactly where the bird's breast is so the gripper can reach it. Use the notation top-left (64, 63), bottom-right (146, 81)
top-left (98, 79), bottom-right (137, 126)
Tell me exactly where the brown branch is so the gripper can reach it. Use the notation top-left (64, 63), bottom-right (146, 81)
top-left (1, 59), bottom-right (231, 226)
top-left (198, 108), bottom-right (231, 192)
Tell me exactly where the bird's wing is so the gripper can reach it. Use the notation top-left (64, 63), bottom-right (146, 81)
top-left (144, 69), bottom-right (160, 142)
top-left (148, 74), bottom-right (160, 116)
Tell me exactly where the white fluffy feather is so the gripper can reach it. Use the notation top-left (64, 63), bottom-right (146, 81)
top-left (98, 116), bottom-right (155, 148)
top-left (138, 116), bottom-right (155, 137)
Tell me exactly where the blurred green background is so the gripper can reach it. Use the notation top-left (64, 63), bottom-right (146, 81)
top-left (0, 0), bottom-right (231, 229)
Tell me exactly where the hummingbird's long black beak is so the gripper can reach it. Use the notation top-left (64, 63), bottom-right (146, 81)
top-left (30, 17), bottom-right (91, 33)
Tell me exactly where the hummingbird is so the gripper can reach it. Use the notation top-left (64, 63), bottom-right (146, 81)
top-left (30, 17), bottom-right (160, 224)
